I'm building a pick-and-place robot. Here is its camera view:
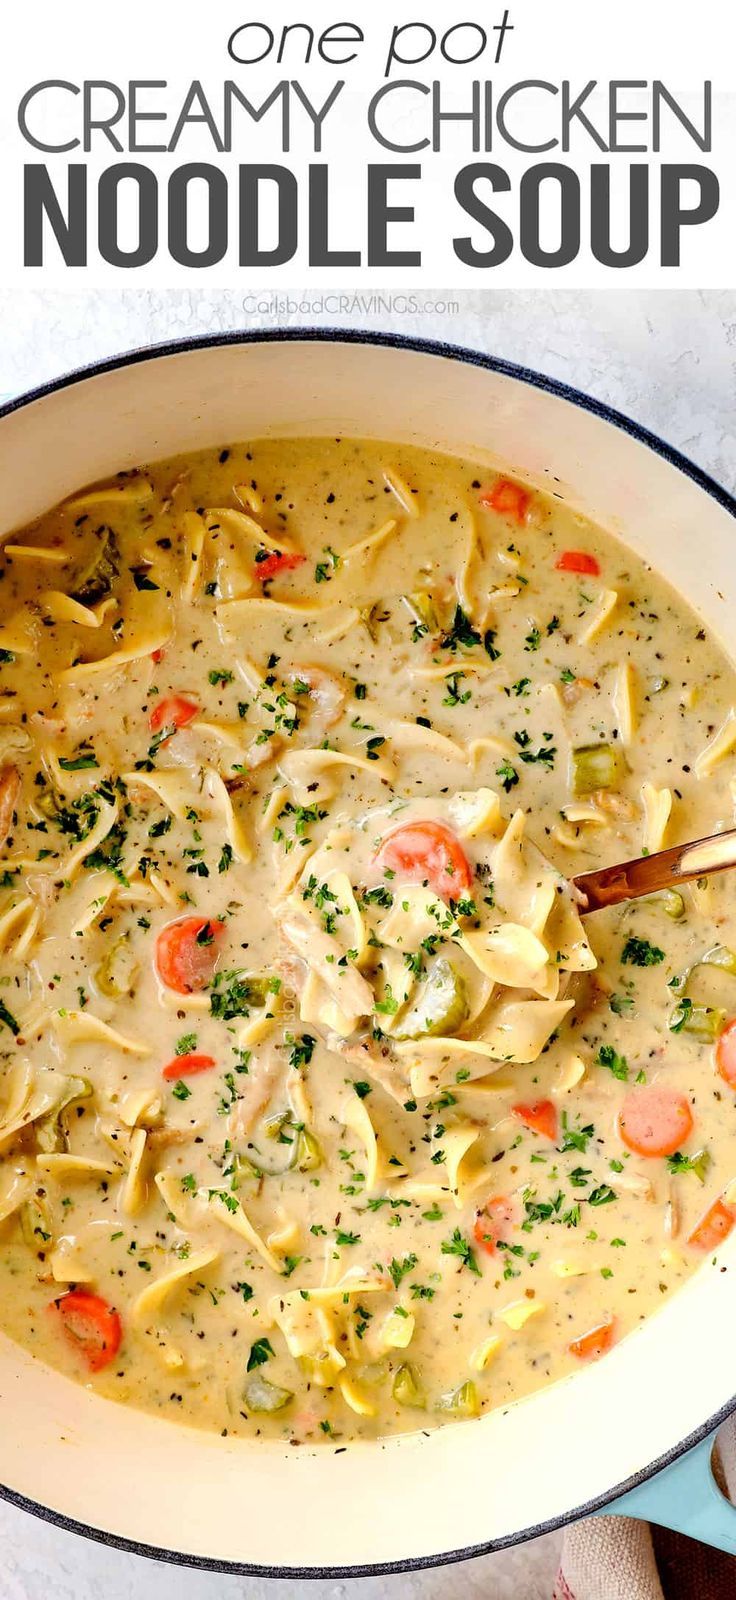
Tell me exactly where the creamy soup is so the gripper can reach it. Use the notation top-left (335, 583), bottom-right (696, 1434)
top-left (1, 436), bottom-right (736, 1445)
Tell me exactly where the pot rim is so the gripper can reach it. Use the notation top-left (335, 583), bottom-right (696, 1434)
top-left (0, 324), bottom-right (734, 1578)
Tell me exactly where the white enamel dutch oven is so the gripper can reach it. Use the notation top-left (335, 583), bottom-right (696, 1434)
top-left (0, 331), bottom-right (735, 1575)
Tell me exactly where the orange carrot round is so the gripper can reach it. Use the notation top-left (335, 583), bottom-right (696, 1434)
top-left (55, 1290), bottom-right (122, 1372)
top-left (373, 820), bottom-right (472, 904)
top-left (617, 1084), bottom-right (694, 1157)
top-left (479, 479), bottom-right (531, 524)
top-left (568, 1318), bottom-right (616, 1361)
top-left (473, 1196), bottom-right (514, 1256)
top-left (555, 550), bottom-right (600, 576)
top-left (254, 550), bottom-right (306, 581)
top-left (155, 916), bottom-right (224, 994)
top-left (715, 1018), bottom-right (736, 1087)
top-left (149, 694), bottom-right (199, 740)
top-left (511, 1099), bottom-right (558, 1142)
top-left (162, 1052), bottom-right (216, 1081)
top-left (688, 1197), bottom-right (736, 1252)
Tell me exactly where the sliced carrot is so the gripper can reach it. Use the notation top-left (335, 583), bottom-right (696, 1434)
top-left (473, 1196), bottom-right (514, 1255)
top-left (511, 1099), bottom-right (558, 1142)
top-left (555, 550), bottom-right (601, 576)
top-left (479, 479), bottom-right (531, 524)
top-left (254, 550), bottom-right (306, 582)
top-left (715, 1018), bottom-right (736, 1087)
top-left (55, 1290), bottom-right (122, 1373)
top-left (151, 647), bottom-right (165, 665)
top-left (149, 694), bottom-right (199, 739)
top-left (373, 820), bottom-right (472, 904)
top-left (155, 916), bottom-right (224, 994)
top-left (688, 1197), bottom-right (736, 1252)
top-left (617, 1084), bottom-right (694, 1158)
top-left (162, 1052), bottom-right (216, 1081)
top-left (568, 1318), bottom-right (616, 1361)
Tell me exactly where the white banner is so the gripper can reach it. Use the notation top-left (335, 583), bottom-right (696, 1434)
top-left (1, 0), bottom-right (733, 287)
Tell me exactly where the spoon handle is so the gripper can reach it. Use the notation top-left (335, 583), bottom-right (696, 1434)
top-left (573, 826), bottom-right (736, 914)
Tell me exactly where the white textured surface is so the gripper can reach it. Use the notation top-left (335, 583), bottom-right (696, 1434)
top-left (0, 288), bottom-right (733, 1599)
top-left (1, 289), bottom-right (735, 494)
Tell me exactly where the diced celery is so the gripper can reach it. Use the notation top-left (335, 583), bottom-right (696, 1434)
top-left (436, 1380), bottom-right (480, 1418)
top-left (701, 945), bottom-right (736, 977)
top-left (669, 998), bottom-right (726, 1039)
top-left (71, 527), bottom-right (119, 605)
top-left (654, 890), bottom-right (685, 921)
top-left (361, 603), bottom-right (387, 642)
top-left (393, 958), bottom-right (467, 1041)
top-left (392, 1363), bottom-right (425, 1409)
top-left (402, 592), bottom-right (437, 634)
top-left (356, 1360), bottom-right (389, 1387)
top-left (669, 1147), bottom-right (711, 1183)
top-left (570, 743), bottom-right (626, 796)
top-left (293, 1129), bottom-right (323, 1173)
top-left (241, 975), bottom-right (274, 1007)
top-left (20, 1194), bottom-right (53, 1254)
top-left (243, 1374), bottom-right (293, 1413)
top-left (35, 1075), bottom-right (92, 1153)
top-left (95, 937), bottom-right (140, 999)
top-left (263, 1111), bottom-right (292, 1142)
top-left (229, 1153), bottom-right (259, 1190)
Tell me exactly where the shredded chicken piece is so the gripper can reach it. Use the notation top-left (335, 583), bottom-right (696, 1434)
top-left (25, 873), bottom-right (58, 911)
top-left (663, 1194), bottom-right (680, 1239)
top-left (227, 1052), bottom-right (282, 1141)
top-left (245, 733), bottom-right (283, 771)
top-left (0, 766), bottom-right (20, 850)
top-left (278, 910), bottom-right (374, 1018)
top-left (590, 789), bottom-right (637, 821)
top-left (286, 667), bottom-right (346, 734)
top-left (147, 1125), bottom-right (204, 1152)
top-left (561, 676), bottom-right (595, 707)
top-left (325, 1033), bottom-right (408, 1105)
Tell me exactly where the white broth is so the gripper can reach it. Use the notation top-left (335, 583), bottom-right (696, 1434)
top-left (0, 435), bottom-right (735, 1444)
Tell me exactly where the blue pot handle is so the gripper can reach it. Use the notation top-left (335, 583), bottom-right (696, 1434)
top-left (599, 1431), bottom-right (736, 1554)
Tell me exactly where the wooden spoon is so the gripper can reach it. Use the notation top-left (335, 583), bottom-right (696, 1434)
top-left (573, 827), bottom-right (736, 914)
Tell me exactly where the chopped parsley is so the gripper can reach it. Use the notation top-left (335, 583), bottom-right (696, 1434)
top-left (210, 971), bottom-right (263, 1022)
top-left (441, 1227), bottom-right (481, 1276)
top-left (441, 605), bottom-right (481, 653)
top-left (669, 997), bottom-right (693, 1033)
top-left (0, 998), bottom-right (20, 1036)
top-left (389, 1253), bottom-right (418, 1288)
top-left (58, 750), bottom-right (98, 772)
top-left (666, 1148), bottom-right (710, 1181)
top-left (496, 759), bottom-right (519, 793)
top-left (247, 1337), bottom-right (274, 1371)
top-left (621, 936), bottom-right (665, 968)
top-left (596, 1043), bottom-right (629, 1080)
top-left (287, 1033), bottom-right (316, 1071)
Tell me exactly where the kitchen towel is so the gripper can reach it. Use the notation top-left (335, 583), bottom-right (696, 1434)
top-left (553, 1425), bottom-right (736, 1599)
